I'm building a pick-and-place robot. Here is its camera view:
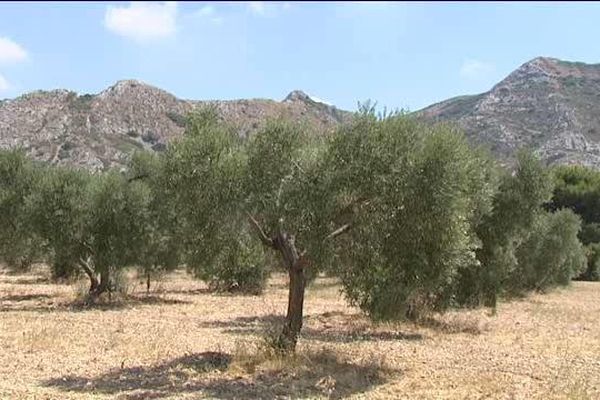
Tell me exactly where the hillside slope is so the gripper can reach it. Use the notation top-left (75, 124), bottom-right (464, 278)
top-left (418, 57), bottom-right (600, 167)
top-left (0, 81), bottom-right (351, 170)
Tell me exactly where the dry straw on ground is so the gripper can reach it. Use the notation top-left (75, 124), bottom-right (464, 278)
top-left (1, 265), bottom-right (599, 399)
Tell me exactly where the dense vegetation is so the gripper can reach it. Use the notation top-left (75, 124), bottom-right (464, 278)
top-left (548, 164), bottom-right (600, 281)
top-left (0, 107), bottom-right (589, 352)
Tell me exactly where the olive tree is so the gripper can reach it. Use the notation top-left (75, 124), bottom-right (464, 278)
top-left (0, 149), bottom-right (42, 270)
top-left (127, 151), bottom-right (181, 292)
top-left (242, 119), bottom-right (341, 349)
top-left (465, 151), bottom-right (555, 307)
top-left (25, 166), bottom-right (94, 282)
top-left (512, 209), bottom-right (585, 291)
top-left (326, 114), bottom-right (494, 320)
top-left (548, 164), bottom-right (600, 281)
top-left (242, 111), bottom-right (494, 346)
top-left (163, 108), bottom-right (267, 293)
top-left (27, 166), bottom-right (150, 298)
top-left (85, 171), bottom-right (151, 296)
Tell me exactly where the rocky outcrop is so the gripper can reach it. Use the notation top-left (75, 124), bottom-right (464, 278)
top-left (5, 57), bottom-right (600, 171)
top-left (0, 81), bottom-right (351, 171)
top-left (418, 57), bottom-right (600, 168)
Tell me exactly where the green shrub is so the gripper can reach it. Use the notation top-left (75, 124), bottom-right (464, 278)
top-left (577, 243), bottom-right (600, 281)
top-left (513, 209), bottom-right (586, 292)
top-left (195, 235), bottom-right (267, 295)
top-left (465, 151), bottom-right (554, 307)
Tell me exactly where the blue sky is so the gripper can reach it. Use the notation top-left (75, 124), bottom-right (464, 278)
top-left (1, 1), bottom-right (600, 111)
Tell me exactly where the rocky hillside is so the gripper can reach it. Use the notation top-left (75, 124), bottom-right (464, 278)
top-left (418, 57), bottom-right (600, 168)
top-left (5, 57), bottom-right (600, 171)
top-left (0, 81), bottom-right (351, 171)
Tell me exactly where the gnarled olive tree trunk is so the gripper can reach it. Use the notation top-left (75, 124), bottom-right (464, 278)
top-left (274, 232), bottom-right (307, 352)
top-left (79, 257), bottom-right (99, 293)
top-left (248, 214), bottom-right (349, 353)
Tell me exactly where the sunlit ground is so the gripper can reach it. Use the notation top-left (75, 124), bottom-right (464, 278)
top-left (1, 265), bottom-right (599, 399)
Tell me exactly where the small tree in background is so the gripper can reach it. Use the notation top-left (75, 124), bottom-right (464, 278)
top-left (86, 171), bottom-right (151, 297)
top-left (164, 107), bottom-right (267, 294)
top-left (0, 150), bottom-right (42, 270)
top-left (512, 209), bottom-right (586, 291)
top-left (549, 164), bottom-right (600, 226)
top-left (127, 151), bottom-right (181, 293)
top-left (549, 164), bottom-right (600, 281)
top-left (25, 166), bottom-right (93, 283)
top-left (464, 151), bottom-right (554, 308)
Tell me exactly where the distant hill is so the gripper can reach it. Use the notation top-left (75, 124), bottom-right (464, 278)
top-left (0, 81), bottom-right (351, 170)
top-left (5, 56), bottom-right (600, 171)
top-left (418, 57), bottom-right (600, 168)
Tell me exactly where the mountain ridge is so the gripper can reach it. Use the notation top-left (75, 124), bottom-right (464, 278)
top-left (418, 56), bottom-right (600, 167)
top-left (0, 81), bottom-right (351, 170)
top-left (4, 56), bottom-right (600, 170)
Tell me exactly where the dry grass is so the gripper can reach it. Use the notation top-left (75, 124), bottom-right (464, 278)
top-left (1, 265), bottom-right (600, 399)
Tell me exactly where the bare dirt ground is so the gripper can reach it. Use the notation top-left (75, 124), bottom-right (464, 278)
top-left (1, 266), bottom-right (599, 400)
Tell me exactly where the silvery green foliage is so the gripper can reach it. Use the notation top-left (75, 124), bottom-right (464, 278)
top-left (465, 151), bottom-right (555, 306)
top-left (87, 171), bottom-right (151, 276)
top-left (512, 209), bottom-right (585, 291)
top-left (326, 112), bottom-right (492, 320)
top-left (164, 108), bottom-right (267, 293)
top-left (243, 119), bottom-right (335, 272)
top-left (127, 151), bottom-right (181, 286)
top-left (580, 243), bottom-right (600, 281)
top-left (25, 166), bottom-right (92, 280)
top-left (0, 150), bottom-right (41, 269)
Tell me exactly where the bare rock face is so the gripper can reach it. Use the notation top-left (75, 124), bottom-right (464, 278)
top-left (0, 81), bottom-right (351, 171)
top-left (418, 57), bottom-right (600, 168)
top-left (6, 57), bottom-right (600, 171)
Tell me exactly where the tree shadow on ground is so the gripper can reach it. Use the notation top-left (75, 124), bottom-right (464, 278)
top-left (416, 315), bottom-right (486, 335)
top-left (0, 292), bottom-right (65, 313)
top-left (157, 287), bottom-right (211, 296)
top-left (0, 276), bottom-right (49, 285)
top-left (200, 313), bottom-right (424, 343)
top-left (68, 295), bottom-right (192, 312)
top-left (0, 294), bottom-right (190, 313)
top-left (0, 293), bottom-right (54, 302)
top-left (44, 349), bottom-right (393, 399)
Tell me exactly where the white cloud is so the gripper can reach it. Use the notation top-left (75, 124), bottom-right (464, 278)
top-left (194, 5), bottom-right (214, 18)
top-left (0, 37), bottom-right (28, 65)
top-left (193, 5), bottom-right (223, 25)
top-left (0, 73), bottom-right (9, 92)
top-left (104, 2), bottom-right (178, 42)
top-left (460, 59), bottom-right (496, 80)
top-left (245, 2), bottom-right (291, 17)
top-left (308, 94), bottom-right (333, 106)
top-left (248, 1), bottom-right (266, 15)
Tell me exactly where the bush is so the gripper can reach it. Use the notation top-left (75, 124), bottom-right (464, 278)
top-left (462, 151), bottom-right (554, 308)
top-left (579, 223), bottom-right (600, 245)
top-left (196, 235), bottom-right (267, 295)
top-left (329, 115), bottom-right (491, 321)
top-left (577, 243), bottom-right (600, 281)
top-left (512, 209), bottom-right (586, 292)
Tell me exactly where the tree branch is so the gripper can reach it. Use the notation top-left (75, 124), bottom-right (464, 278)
top-left (127, 173), bottom-right (150, 183)
top-left (247, 213), bottom-right (275, 248)
top-left (77, 240), bottom-right (95, 256)
top-left (292, 160), bottom-right (307, 176)
top-left (78, 256), bottom-right (95, 278)
top-left (325, 223), bottom-right (352, 241)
